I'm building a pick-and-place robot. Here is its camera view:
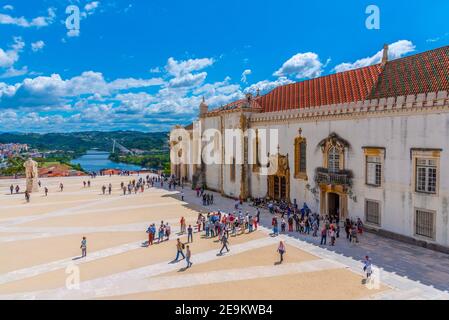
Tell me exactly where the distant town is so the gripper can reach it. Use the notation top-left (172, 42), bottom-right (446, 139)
top-left (0, 131), bottom-right (170, 178)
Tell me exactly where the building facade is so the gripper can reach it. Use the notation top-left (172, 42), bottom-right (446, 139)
top-left (170, 45), bottom-right (449, 251)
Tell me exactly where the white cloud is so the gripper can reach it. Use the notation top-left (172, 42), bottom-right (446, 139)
top-left (241, 69), bottom-right (252, 83)
top-left (85, 1), bottom-right (100, 12)
top-left (31, 41), bottom-right (45, 52)
top-left (0, 66), bottom-right (28, 79)
top-left (81, 1), bottom-right (101, 18)
top-left (273, 52), bottom-right (326, 79)
top-left (164, 57), bottom-right (214, 89)
top-left (0, 71), bottom-right (165, 109)
top-left (165, 57), bottom-right (214, 77)
top-left (333, 40), bottom-right (416, 73)
top-left (244, 77), bottom-right (294, 95)
top-left (0, 37), bottom-right (25, 69)
top-left (0, 7), bottom-right (55, 28)
top-left (168, 72), bottom-right (207, 88)
top-left (150, 67), bottom-right (161, 73)
top-left (2, 5), bottom-right (14, 11)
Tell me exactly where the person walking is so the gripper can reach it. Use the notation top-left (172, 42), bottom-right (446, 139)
top-left (363, 256), bottom-right (373, 279)
top-left (277, 240), bottom-right (286, 264)
top-left (44, 187), bottom-right (48, 196)
top-left (165, 223), bottom-right (171, 241)
top-left (187, 225), bottom-right (193, 243)
top-left (320, 226), bottom-right (327, 245)
top-left (146, 225), bottom-right (154, 246)
top-left (181, 191), bottom-right (184, 201)
top-left (174, 239), bottom-right (185, 261)
top-left (25, 191), bottom-right (30, 203)
top-left (180, 216), bottom-right (186, 234)
top-left (219, 234), bottom-right (230, 255)
top-left (186, 245), bottom-right (193, 268)
top-left (60, 183), bottom-right (64, 192)
top-left (108, 183), bottom-right (112, 195)
top-left (80, 237), bottom-right (87, 258)
top-left (330, 227), bottom-right (336, 246)
top-left (9, 184), bottom-right (13, 195)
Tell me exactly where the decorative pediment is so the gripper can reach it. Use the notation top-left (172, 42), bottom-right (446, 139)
top-left (318, 132), bottom-right (350, 152)
top-left (269, 153), bottom-right (289, 177)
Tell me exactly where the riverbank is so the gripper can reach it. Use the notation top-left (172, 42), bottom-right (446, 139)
top-left (108, 153), bottom-right (170, 174)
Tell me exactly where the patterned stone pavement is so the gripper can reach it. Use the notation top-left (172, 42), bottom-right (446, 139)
top-left (173, 185), bottom-right (449, 293)
top-left (0, 175), bottom-right (448, 300)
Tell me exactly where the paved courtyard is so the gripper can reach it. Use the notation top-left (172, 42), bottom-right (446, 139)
top-left (0, 175), bottom-right (448, 300)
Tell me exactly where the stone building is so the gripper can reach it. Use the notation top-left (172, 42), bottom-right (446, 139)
top-left (170, 45), bottom-right (449, 251)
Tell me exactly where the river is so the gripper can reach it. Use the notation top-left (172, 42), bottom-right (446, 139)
top-left (71, 150), bottom-right (143, 173)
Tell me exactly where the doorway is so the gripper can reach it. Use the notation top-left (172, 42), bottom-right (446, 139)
top-left (328, 192), bottom-right (340, 220)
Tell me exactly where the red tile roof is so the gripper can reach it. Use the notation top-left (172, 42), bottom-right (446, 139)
top-left (368, 45), bottom-right (449, 99)
top-left (207, 45), bottom-right (449, 114)
top-left (256, 64), bottom-right (383, 112)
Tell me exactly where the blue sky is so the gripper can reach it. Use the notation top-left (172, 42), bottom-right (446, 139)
top-left (0, 0), bottom-right (448, 133)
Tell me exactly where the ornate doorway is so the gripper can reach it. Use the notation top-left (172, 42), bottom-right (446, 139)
top-left (319, 185), bottom-right (348, 220)
top-left (267, 154), bottom-right (290, 201)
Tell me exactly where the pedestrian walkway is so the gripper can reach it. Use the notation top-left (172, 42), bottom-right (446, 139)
top-left (169, 184), bottom-right (449, 293)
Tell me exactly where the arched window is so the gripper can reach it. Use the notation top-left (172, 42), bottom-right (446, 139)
top-left (328, 147), bottom-right (340, 173)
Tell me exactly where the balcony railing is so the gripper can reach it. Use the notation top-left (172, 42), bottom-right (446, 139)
top-left (314, 168), bottom-right (353, 187)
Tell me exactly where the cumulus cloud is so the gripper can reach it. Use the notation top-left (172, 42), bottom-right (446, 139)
top-left (0, 71), bottom-right (165, 109)
top-left (31, 40), bottom-right (45, 52)
top-left (333, 40), bottom-right (415, 73)
top-left (0, 37), bottom-right (25, 69)
top-left (165, 57), bottom-right (214, 77)
top-left (273, 52), bottom-right (327, 79)
top-left (241, 69), bottom-right (251, 83)
top-left (164, 57), bottom-right (214, 89)
top-left (0, 7), bottom-right (55, 28)
top-left (168, 72), bottom-right (207, 88)
top-left (244, 77), bottom-right (294, 95)
top-left (2, 5), bottom-right (14, 11)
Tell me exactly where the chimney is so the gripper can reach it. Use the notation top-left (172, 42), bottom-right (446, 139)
top-left (381, 44), bottom-right (389, 66)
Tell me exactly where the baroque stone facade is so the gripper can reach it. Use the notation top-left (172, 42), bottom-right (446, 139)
top-left (171, 45), bottom-right (449, 250)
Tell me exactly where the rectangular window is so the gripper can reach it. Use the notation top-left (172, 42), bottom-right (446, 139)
top-left (365, 200), bottom-right (380, 226)
top-left (366, 156), bottom-right (382, 186)
top-left (415, 159), bottom-right (437, 194)
top-left (415, 209), bottom-right (435, 239)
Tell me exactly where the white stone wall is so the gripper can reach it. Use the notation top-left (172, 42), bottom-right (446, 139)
top-left (249, 111), bottom-right (449, 247)
top-left (174, 91), bottom-right (449, 247)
